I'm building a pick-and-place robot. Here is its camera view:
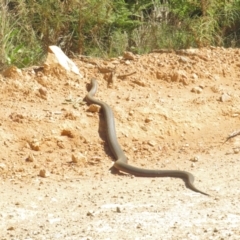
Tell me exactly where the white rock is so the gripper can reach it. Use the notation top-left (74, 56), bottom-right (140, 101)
top-left (47, 45), bottom-right (82, 77)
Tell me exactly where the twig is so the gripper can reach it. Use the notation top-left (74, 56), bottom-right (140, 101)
top-left (118, 71), bottom-right (136, 80)
top-left (223, 130), bottom-right (240, 144)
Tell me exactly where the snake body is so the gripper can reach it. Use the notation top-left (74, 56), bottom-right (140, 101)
top-left (85, 79), bottom-right (209, 196)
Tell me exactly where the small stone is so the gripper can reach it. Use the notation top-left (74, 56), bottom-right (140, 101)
top-left (179, 56), bottom-right (189, 63)
top-left (141, 126), bottom-right (148, 131)
top-left (129, 110), bottom-right (134, 116)
top-left (39, 87), bottom-right (47, 96)
top-left (123, 51), bottom-right (135, 60)
top-left (190, 156), bottom-right (199, 162)
top-left (116, 206), bottom-right (121, 213)
top-left (0, 163), bottom-right (7, 170)
top-left (111, 60), bottom-right (120, 65)
top-left (192, 73), bottom-right (198, 80)
top-left (26, 153), bottom-right (35, 162)
top-left (133, 79), bottom-right (146, 87)
top-left (29, 139), bottom-right (40, 151)
top-left (145, 117), bottom-right (153, 123)
top-left (220, 93), bottom-right (231, 102)
top-left (191, 86), bottom-right (202, 94)
top-left (72, 153), bottom-right (87, 163)
top-left (87, 104), bottom-right (100, 113)
top-left (61, 129), bottom-right (75, 138)
top-left (233, 148), bottom-right (239, 154)
top-left (148, 140), bottom-right (156, 146)
top-left (211, 85), bottom-right (222, 93)
top-left (170, 71), bottom-right (180, 82)
top-left (170, 69), bottom-right (188, 84)
top-left (36, 76), bottom-right (48, 87)
top-left (7, 226), bottom-right (14, 231)
top-left (39, 169), bottom-right (50, 178)
top-left (87, 211), bottom-right (94, 216)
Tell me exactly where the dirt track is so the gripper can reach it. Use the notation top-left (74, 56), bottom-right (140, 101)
top-left (1, 47), bottom-right (240, 239)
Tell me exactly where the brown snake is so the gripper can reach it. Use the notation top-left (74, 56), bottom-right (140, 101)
top-left (85, 79), bottom-right (209, 196)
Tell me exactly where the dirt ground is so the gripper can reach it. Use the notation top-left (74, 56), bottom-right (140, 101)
top-left (1, 47), bottom-right (240, 240)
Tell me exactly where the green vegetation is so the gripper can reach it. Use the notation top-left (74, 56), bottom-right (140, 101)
top-left (0, 0), bottom-right (240, 69)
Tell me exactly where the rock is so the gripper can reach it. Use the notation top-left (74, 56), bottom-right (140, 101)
top-left (26, 153), bottom-right (35, 162)
top-left (170, 70), bottom-right (188, 83)
top-left (44, 45), bottom-right (82, 76)
top-left (116, 206), bottom-right (121, 213)
top-left (191, 86), bottom-right (203, 94)
top-left (0, 163), bottom-right (7, 170)
top-left (123, 51), bottom-right (135, 60)
top-left (148, 140), bottom-right (156, 146)
top-left (220, 93), bottom-right (231, 102)
top-left (39, 169), bottom-right (50, 178)
top-left (61, 128), bottom-right (75, 138)
top-left (29, 139), bottom-right (41, 151)
top-left (132, 79), bottom-right (146, 87)
top-left (86, 210), bottom-right (94, 216)
top-left (233, 148), bottom-right (239, 154)
top-left (179, 56), bottom-right (189, 63)
top-left (72, 153), bottom-right (87, 164)
top-left (190, 156), bottom-right (199, 162)
top-left (211, 85), bottom-right (222, 93)
top-left (87, 104), bottom-right (100, 113)
top-left (129, 110), bottom-right (134, 116)
top-left (7, 226), bottom-right (14, 231)
top-left (38, 87), bottom-right (47, 96)
top-left (192, 73), bottom-right (198, 80)
top-left (145, 117), bottom-right (153, 123)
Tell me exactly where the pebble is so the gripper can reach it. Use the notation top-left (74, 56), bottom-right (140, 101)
top-left (129, 110), bottom-right (134, 116)
top-left (61, 128), bottom-right (75, 138)
top-left (7, 226), bottom-right (14, 231)
top-left (190, 156), bottom-right (199, 162)
top-left (145, 117), bottom-right (153, 123)
top-left (179, 56), bottom-right (189, 63)
top-left (72, 153), bottom-right (87, 163)
top-left (148, 141), bottom-right (156, 146)
top-left (0, 163), bottom-right (7, 170)
top-left (87, 104), bottom-right (100, 113)
top-left (29, 139), bottom-right (40, 151)
top-left (220, 93), bottom-right (231, 102)
top-left (116, 206), bottom-right (121, 213)
top-left (39, 169), bottom-right (50, 178)
top-left (133, 79), bottom-right (146, 87)
top-left (87, 211), bottom-right (94, 216)
top-left (26, 153), bottom-right (35, 162)
top-left (123, 51), bottom-right (135, 60)
top-left (233, 148), bottom-right (239, 154)
top-left (39, 87), bottom-right (47, 96)
top-left (191, 86), bottom-right (203, 94)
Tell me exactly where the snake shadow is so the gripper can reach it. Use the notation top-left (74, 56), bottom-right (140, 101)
top-left (85, 82), bottom-right (125, 175)
top-left (94, 109), bottom-right (127, 176)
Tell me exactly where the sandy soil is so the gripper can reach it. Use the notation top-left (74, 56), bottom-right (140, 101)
top-left (0, 47), bottom-right (240, 240)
